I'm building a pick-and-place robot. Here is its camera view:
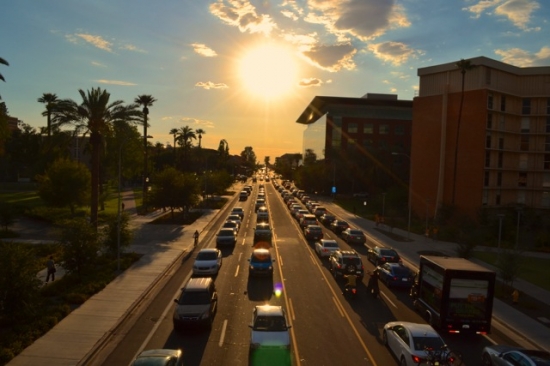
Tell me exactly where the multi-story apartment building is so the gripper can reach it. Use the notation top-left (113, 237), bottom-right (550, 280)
top-left (296, 93), bottom-right (413, 194)
top-left (412, 56), bottom-right (550, 220)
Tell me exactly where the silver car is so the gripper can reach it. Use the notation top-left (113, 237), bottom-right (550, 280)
top-left (193, 248), bottom-right (222, 276)
top-left (315, 239), bottom-right (340, 258)
top-left (249, 305), bottom-right (291, 351)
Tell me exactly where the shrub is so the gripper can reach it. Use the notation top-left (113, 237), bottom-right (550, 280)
top-left (64, 292), bottom-right (88, 305)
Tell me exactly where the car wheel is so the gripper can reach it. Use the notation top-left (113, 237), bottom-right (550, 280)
top-left (481, 353), bottom-right (492, 366)
top-left (400, 356), bottom-right (407, 366)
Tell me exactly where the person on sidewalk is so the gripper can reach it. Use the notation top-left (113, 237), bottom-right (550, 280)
top-left (46, 256), bottom-right (56, 283)
top-left (193, 230), bottom-right (200, 246)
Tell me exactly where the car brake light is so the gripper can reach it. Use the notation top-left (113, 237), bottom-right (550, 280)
top-left (393, 276), bottom-right (398, 281)
top-left (351, 288), bottom-right (357, 294)
top-left (411, 355), bottom-right (423, 364)
top-left (381, 258), bottom-right (386, 262)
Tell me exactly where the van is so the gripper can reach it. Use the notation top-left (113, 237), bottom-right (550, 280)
top-left (173, 277), bottom-right (218, 330)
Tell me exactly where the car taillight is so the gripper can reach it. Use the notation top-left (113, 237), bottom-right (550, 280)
top-left (393, 276), bottom-right (398, 281)
top-left (411, 355), bottom-right (423, 364)
top-left (351, 288), bottom-right (357, 294)
top-left (381, 258), bottom-right (386, 262)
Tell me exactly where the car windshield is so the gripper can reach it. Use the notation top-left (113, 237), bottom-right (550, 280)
top-left (253, 315), bottom-right (288, 331)
top-left (349, 230), bottom-right (363, 235)
top-left (179, 291), bottom-right (210, 305)
top-left (224, 222), bottom-right (236, 227)
top-left (412, 336), bottom-right (445, 351)
top-left (391, 266), bottom-right (411, 276)
top-left (343, 257), bottom-right (361, 266)
top-left (380, 249), bottom-right (398, 257)
top-left (251, 253), bottom-right (272, 263)
top-left (324, 242), bottom-right (338, 248)
top-left (218, 229), bottom-right (235, 236)
top-left (308, 226), bottom-right (321, 232)
top-left (196, 252), bottom-right (218, 260)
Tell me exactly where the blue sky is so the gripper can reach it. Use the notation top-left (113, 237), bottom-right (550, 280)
top-left (1, 0), bottom-right (548, 161)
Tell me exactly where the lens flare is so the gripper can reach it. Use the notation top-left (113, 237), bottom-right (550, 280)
top-left (274, 283), bottom-right (283, 297)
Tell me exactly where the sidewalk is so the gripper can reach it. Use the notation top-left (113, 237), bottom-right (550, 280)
top-left (8, 189), bottom-right (224, 366)
top-left (319, 197), bottom-right (550, 352)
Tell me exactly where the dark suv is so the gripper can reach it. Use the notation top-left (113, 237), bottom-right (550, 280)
top-left (173, 277), bottom-right (217, 330)
top-left (329, 250), bottom-right (364, 280)
top-left (366, 246), bottom-right (401, 266)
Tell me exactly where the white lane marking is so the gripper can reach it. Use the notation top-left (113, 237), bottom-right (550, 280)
top-left (308, 252), bottom-right (316, 265)
top-left (332, 296), bottom-right (345, 317)
top-left (234, 264), bottom-right (240, 277)
top-left (241, 238), bottom-right (245, 246)
top-left (288, 297), bottom-right (296, 321)
top-left (219, 319), bottom-right (228, 347)
top-left (380, 291), bottom-right (397, 308)
top-left (278, 254), bottom-right (283, 267)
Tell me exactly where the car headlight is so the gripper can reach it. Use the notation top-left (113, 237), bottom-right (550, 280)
top-left (250, 265), bottom-right (255, 270)
top-left (268, 266), bottom-right (273, 270)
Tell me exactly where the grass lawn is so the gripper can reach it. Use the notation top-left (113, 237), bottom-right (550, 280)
top-left (473, 251), bottom-right (550, 292)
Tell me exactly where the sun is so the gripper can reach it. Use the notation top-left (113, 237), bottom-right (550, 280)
top-left (238, 43), bottom-right (298, 100)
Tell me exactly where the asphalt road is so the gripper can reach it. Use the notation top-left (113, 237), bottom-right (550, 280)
top-left (92, 181), bottom-right (523, 366)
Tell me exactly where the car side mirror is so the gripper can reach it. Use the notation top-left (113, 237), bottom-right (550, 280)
top-left (249, 324), bottom-right (253, 329)
top-left (173, 299), bottom-right (179, 304)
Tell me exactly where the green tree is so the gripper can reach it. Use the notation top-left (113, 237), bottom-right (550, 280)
top-left (451, 59), bottom-right (476, 205)
top-left (0, 242), bottom-right (42, 318)
top-left (177, 126), bottom-right (196, 169)
top-left (54, 88), bottom-right (142, 229)
top-left (58, 218), bottom-right (100, 278)
top-left (101, 212), bottom-right (133, 258)
top-left (240, 146), bottom-right (257, 173)
top-left (0, 204), bottom-right (17, 231)
top-left (196, 128), bottom-right (206, 148)
top-left (148, 167), bottom-right (200, 219)
top-left (169, 127), bottom-right (178, 161)
top-left (134, 95), bottom-right (157, 208)
top-left (37, 93), bottom-right (58, 138)
top-left (0, 57), bottom-right (8, 100)
top-left (36, 158), bottom-right (91, 216)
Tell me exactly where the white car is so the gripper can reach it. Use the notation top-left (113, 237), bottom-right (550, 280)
top-left (249, 305), bottom-right (291, 351)
top-left (315, 239), bottom-right (340, 258)
top-left (383, 321), bottom-right (447, 366)
top-left (193, 248), bottom-right (222, 276)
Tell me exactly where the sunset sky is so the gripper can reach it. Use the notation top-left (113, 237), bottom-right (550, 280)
top-left (1, 0), bottom-right (549, 161)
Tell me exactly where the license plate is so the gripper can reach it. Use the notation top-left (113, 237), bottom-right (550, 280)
top-left (402, 278), bottom-right (409, 281)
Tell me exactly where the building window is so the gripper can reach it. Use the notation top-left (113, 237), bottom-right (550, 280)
top-left (544, 154), bottom-right (550, 170)
top-left (488, 94), bottom-right (493, 109)
top-left (497, 172), bottom-right (502, 186)
top-left (522, 98), bottom-right (531, 114)
top-left (498, 152), bottom-right (503, 168)
top-left (484, 171), bottom-right (489, 186)
top-left (486, 135), bottom-right (491, 149)
top-left (482, 189), bottom-right (488, 205)
top-left (519, 154), bottom-right (528, 169)
top-left (520, 136), bottom-right (529, 151)
top-left (379, 124), bottom-right (389, 135)
top-left (543, 173), bottom-right (550, 187)
top-left (331, 116), bottom-right (342, 148)
top-left (499, 138), bottom-right (504, 150)
top-left (499, 115), bottom-right (505, 130)
top-left (518, 172), bottom-right (527, 187)
top-left (395, 125), bottom-right (405, 135)
top-left (500, 95), bottom-right (506, 112)
top-left (542, 191), bottom-right (550, 208)
top-left (363, 123), bottom-right (373, 134)
top-left (487, 113), bottom-right (493, 129)
top-left (347, 123), bottom-right (358, 133)
top-left (363, 139), bottom-right (373, 148)
top-left (547, 98), bottom-right (550, 114)
top-left (379, 140), bottom-right (388, 150)
top-left (521, 117), bottom-right (530, 133)
top-left (485, 151), bottom-right (491, 167)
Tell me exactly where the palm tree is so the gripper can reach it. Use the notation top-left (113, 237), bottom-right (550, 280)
top-left (134, 95), bottom-right (157, 209)
top-left (177, 126), bottom-right (196, 169)
top-left (195, 128), bottom-right (206, 148)
top-left (37, 93), bottom-right (59, 137)
top-left (0, 57), bottom-right (8, 99)
top-left (451, 59), bottom-right (476, 205)
top-left (55, 87), bottom-right (142, 229)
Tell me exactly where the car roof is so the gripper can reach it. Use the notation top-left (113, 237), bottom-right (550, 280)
top-left (134, 349), bottom-right (182, 365)
top-left (320, 239), bottom-right (338, 245)
top-left (184, 277), bottom-right (213, 291)
top-left (232, 207), bottom-right (244, 211)
top-left (388, 321), bottom-right (440, 337)
top-left (198, 248), bottom-right (219, 254)
top-left (252, 248), bottom-right (271, 255)
top-left (218, 228), bottom-right (236, 234)
top-left (255, 304), bottom-right (284, 316)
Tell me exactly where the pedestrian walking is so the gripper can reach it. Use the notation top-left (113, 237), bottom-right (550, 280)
top-left (193, 230), bottom-right (200, 246)
top-left (46, 256), bottom-right (56, 283)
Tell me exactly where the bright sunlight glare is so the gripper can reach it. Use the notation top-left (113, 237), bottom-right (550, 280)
top-left (238, 44), bottom-right (298, 100)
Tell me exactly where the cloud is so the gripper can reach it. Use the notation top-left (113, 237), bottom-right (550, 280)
top-left (305, 0), bottom-right (410, 41)
top-left (209, 0), bottom-right (277, 36)
top-left (463, 0), bottom-right (540, 30)
top-left (91, 61), bottom-right (106, 67)
top-left (178, 117), bottom-right (215, 128)
top-left (95, 79), bottom-right (136, 86)
top-left (195, 81), bottom-right (229, 90)
top-left (495, 46), bottom-right (550, 66)
top-left (301, 43), bottom-right (357, 72)
top-left (368, 41), bottom-right (417, 66)
top-left (74, 33), bottom-right (113, 52)
top-left (120, 44), bottom-right (146, 53)
top-left (192, 43), bottom-right (218, 57)
top-left (298, 78), bottom-right (323, 87)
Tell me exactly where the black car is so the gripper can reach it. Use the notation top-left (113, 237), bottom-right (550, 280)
top-left (367, 246), bottom-right (401, 266)
top-left (320, 214), bottom-right (336, 226)
top-left (330, 219), bottom-right (350, 234)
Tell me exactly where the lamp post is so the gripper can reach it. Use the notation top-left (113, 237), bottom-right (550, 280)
top-left (497, 213), bottom-right (505, 262)
top-left (392, 152), bottom-right (412, 239)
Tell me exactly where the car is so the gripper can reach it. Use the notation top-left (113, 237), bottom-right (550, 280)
top-left (222, 220), bottom-right (239, 234)
top-left (253, 222), bottom-right (273, 245)
top-left (173, 277), bottom-right (217, 330)
top-left (315, 239), bottom-right (340, 258)
top-left (330, 219), bottom-right (350, 234)
top-left (193, 248), bottom-right (222, 276)
top-left (130, 349), bottom-right (183, 366)
top-left (299, 214), bottom-right (318, 229)
top-left (239, 190), bottom-right (248, 201)
top-left (226, 214), bottom-right (242, 227)
top-left (341, 228), bottom-right (367, 245)
top-left (249, 305), bottom-right (291, 352)
top-left (304, 225), bottom-right (323, 241)
top-left (295, 209), bottom-right (309, 221)
top-left (382, 321), bottom-right (447, 366)
top-left (255, 199), bottom-right (266, 211)
top-left (481, 345), bottom-right (550, 366)
top-left (313, 206), bottom-right (328, 218)
top-left (320, 213), bottom-right (336, 226)
top-left (329, 250), bottom-right (364, 280)
top-left (377, 262), bottom-right (415, 288)
top-left (248, 248), bottom-right (275, 277)
top-left (216, 228), bottom-right (237, 247)
top-left (256, 207), bottom-right (269, 222)
top-left (231, 207), bottom-right (245, 219)
top-left (367, 246), bottom-right (402, 266)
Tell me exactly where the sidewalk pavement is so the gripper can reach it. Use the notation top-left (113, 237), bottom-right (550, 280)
top-left (319, 197), bottom-right (550, 352)
top-left (7, 186), bottom-right (550, 365)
